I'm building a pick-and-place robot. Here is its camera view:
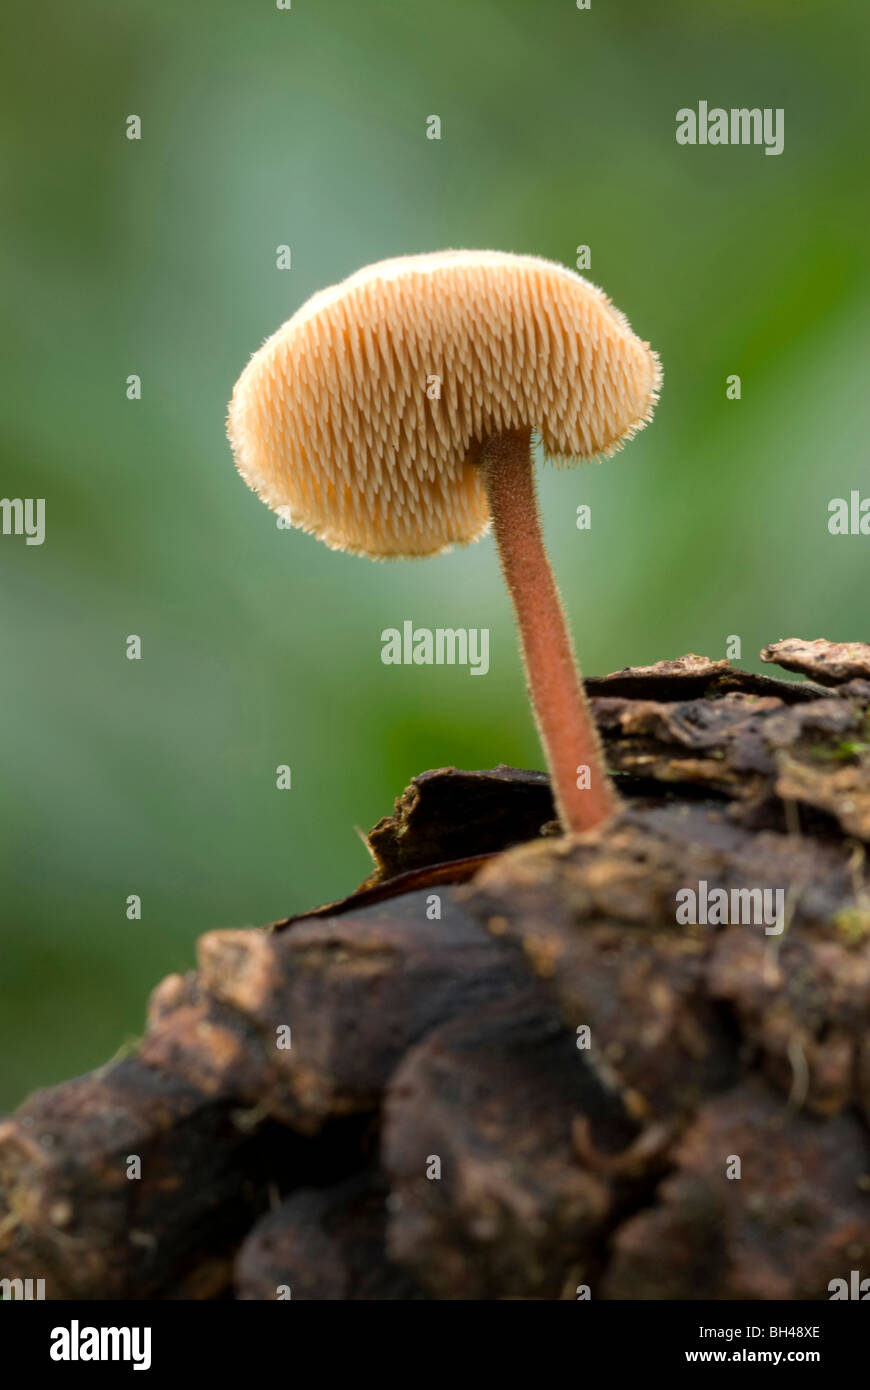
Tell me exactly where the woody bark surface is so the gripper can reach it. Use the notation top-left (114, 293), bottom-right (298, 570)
top-left (3, 639), bottom-right (870, 1301)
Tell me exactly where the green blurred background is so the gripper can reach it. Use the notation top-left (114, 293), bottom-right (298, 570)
top-left (1, 0), bottom-right (868, 1109)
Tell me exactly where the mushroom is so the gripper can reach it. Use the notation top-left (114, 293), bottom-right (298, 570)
top-left (228, 250), bottom-right (660, 833)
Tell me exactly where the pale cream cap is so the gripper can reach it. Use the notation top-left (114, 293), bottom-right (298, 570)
top-left (228, 250), bottom-right (661, 557)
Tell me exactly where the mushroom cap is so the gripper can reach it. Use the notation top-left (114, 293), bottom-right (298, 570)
top-left (227, 250), bottom-right (661, 558)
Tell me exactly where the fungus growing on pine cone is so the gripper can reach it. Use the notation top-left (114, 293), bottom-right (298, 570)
top-left (228, 250), bottom-right (661, 832)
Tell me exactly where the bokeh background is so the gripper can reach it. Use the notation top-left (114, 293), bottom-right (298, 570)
top-left (1, 0), bottom-right (868, 1109)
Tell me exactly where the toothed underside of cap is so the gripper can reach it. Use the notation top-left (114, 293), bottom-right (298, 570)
top-left (227, 251), bottom-right (661, 558)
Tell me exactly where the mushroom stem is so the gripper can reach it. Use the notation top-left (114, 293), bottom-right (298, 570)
top-left (480, 428), bottom-right (619, 834)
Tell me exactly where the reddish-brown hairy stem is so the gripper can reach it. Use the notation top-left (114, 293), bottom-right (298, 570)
top-left (480, 428), bottom-right (619, 834)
